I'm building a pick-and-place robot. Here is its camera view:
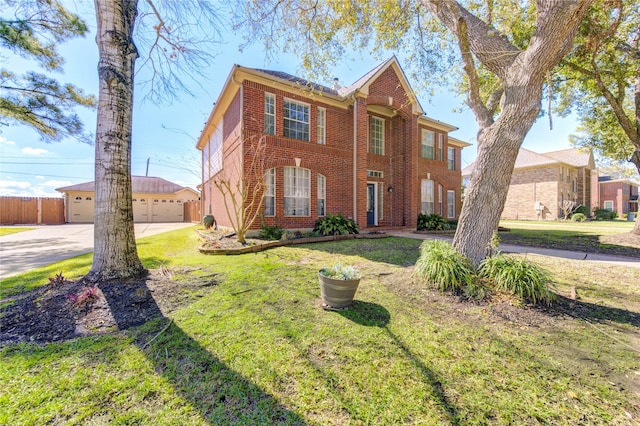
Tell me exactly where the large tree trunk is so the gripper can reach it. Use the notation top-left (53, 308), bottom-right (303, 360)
top-left (86, 0), bottom-right (144, 281)
top-left (453, 76), bottom-right (544, 267)
top-left (632, 151), bottom-right (640, 235)
top-left (421, 0), bottom-right (593, 267)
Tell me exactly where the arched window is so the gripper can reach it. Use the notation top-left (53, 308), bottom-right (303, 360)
top-left (284, 167), bottom-right (310, 216)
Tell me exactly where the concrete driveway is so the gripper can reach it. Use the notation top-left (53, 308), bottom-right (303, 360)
top-left (0, 223), bottom-right (195, 280)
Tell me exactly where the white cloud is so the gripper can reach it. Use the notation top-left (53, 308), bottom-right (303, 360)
top-left (21, 147), bottom-right (49, 155)
top-left (40, 180), bottom-right (72, 188)
top-left (0, 180), bottom-right (32, 189)
top-left (35, 176), bottom-right (45, 179)
top-left (0, 136), bottom-right (15, 145)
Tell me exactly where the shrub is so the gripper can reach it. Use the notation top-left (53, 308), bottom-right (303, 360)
top-left (202, 215), bottom-right (216, 229)
top-left (573, 205), bottom-right (589, 216)
top-left (48, 272), bottom-right (65, 285)
top-left (313, 213), bottom-right (359, 236)
top-left (67, 286), bottom-right (100, 306)
top-left (571, 213), bottom-right (586, 222)
top-left (417, 214), bottom-right (449, 231)
top-left (463, 279), bottom-right (490, 301)
top-left (479, 255), bottom-right (555, 305)
top-left (258, 224), bottom-right (283, 240)
top-left (594, 209), bottom-right (617, 221)
top-left (413, 240), bottom-right (474, 292)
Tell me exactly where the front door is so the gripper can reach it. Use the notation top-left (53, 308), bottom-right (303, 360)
top-left (367, 183), bottom-right (376, 226)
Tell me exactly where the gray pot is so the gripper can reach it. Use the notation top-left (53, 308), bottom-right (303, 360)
top-left (319, 272), bottom-right (360, 308)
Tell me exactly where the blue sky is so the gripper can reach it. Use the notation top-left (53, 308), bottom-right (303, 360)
top-left (0, 2), bottom-right (581, 198)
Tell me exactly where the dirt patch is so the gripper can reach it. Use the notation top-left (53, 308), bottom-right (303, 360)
top-left (0, 267), bottom-right (218, 345)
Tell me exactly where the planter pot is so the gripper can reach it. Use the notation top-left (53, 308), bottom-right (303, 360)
top-left (319, 272), bottom-right (360, 309)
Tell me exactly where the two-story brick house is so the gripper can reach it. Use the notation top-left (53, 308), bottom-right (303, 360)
top-left (462, 147), bottom-right (596, 220)
top-left (197, 57), bottom-right (469, 232)
top-left (597, 176), bottom-right (639, 216)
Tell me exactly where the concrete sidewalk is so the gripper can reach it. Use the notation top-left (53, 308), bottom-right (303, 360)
top-left (0, 223), bottom-right (195, 280)
top-left (391, 231), bottom-right (640, 269)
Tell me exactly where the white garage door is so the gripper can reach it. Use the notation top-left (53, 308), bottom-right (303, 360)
top-left (133, 198), bottom-right (150, 222)
top-left (69, 195), bottom-right (94, 223)
top-left (150, 199), bottom-right (184, 222)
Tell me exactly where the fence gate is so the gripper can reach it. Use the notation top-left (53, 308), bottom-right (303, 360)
top-left (0, 197), bottom-right (65, 225)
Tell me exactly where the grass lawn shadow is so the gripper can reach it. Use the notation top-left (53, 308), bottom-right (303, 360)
top-left (545, 295), bottom-right (640, 327)
top-left (100, 282), bottom-right (308, 425)
top-left (334, 300), bottom-right (461, 424)
top-left (335, 300), bottom-right (390, 327)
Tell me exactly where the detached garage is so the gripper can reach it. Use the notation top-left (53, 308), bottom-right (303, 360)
top-left (56, 176), bottom-right (199, 223)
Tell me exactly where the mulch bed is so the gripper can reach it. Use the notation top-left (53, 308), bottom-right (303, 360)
top-left (0, 268), bottom-right (218, 346)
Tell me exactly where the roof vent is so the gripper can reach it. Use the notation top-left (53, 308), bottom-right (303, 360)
top-left (332, 77), bottom-right (341, 90)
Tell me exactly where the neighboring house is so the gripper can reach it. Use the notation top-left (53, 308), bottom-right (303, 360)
top-left (597, 176), bottom-right (639, 215)
top-left (56, 176), bottom-right (199, 223)
top-left (196, 57), bottom-right (470, 232)
top-left (462, 148), bottom-right (596, 220)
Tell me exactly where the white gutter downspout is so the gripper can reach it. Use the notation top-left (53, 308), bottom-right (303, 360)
top-left (352, 95), bottom-right (358, 219)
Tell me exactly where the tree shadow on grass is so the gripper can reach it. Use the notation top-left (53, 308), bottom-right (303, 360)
top-left (100, 280), bottom-right (307, 425)
top-left (335, 301), bottom-right (462, 425)
top-left (540, 295), bottom-right (640, 327)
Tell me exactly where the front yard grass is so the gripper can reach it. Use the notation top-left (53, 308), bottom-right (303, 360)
top-left (0, 227), bottom-right (34, 236)
top-left (499, 219), bottom-right (639, 257)
top-left (1, 227), bottom-right (639, 424)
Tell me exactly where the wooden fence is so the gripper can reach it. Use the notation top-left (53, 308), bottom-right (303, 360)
top-left (1, 197), bottom-right (200, 225)
top-left (0, 197), bottom-right (65, 225)
top-left (183, 200), bottom-right (202, 223)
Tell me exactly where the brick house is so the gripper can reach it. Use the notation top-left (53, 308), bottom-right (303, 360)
top-left (196, 57), bottom-right (469, 232)
top-left (462, 148), bottom-right (596, 220)
top-left (597, 176), bottom-right (639, 215)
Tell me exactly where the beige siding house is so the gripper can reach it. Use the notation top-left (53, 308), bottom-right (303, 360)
top-left (56, 176), bottom-right (199, 223)
top-left (462, 148), bottom-right (596, 220)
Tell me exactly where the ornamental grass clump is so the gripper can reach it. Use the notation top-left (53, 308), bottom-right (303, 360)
top-left (480, 255), bottom-right (556, 305)
top-left (319, 264), bottom-right (361, 280)
top-left (413, 240), bottom-right (474, 292)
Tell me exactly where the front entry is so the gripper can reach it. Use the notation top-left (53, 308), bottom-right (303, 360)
top-left (367, 183), bottom-right (376, 226)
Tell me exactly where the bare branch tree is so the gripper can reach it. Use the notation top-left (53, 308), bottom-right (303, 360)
top-left (214, 135), bottom-right (267, 244)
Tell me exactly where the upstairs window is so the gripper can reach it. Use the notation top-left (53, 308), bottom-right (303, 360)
top-left (264, 168), bottom-right (275, 216)
top-left (370, 116), bottom-right (385, 155)
top-left (421, 129), bottom-right (435, 159)
top-left (317, 174), bottom-right (326, 216)
top-left (421, 179), bottom-right (434, 215)
top-left (448, 147), bottom-right (455, 170)
top-left (283, 99), bottom-right (309, 141)
top-left (264, 93), bottom-right (275, 135)
top-left (317, 107), bottom-right (326, 144)
top-left (284, 167), bottom-right (310, 216)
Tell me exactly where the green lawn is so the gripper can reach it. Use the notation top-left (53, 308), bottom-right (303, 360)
top-left (1, 227), bottom-right (639, 424)
top-left (0, 227), bottom-right (34, 236)
top-left (499, 219), bottom-right (639, 257)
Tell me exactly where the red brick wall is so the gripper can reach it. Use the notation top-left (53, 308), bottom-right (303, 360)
top-left (202, 66), bottom-right (466, 232)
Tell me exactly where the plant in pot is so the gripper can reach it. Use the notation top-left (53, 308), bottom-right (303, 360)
top-left (318, 264), bottom-right (361, 309)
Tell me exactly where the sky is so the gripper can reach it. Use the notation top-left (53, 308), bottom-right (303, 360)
top-left (0, 2), bottom-right (584, 198)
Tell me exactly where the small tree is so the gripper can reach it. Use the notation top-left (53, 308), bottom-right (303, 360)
top-left (214, 135), bottom-right (267, 244)
top-left (560, 200), bottom-right (576, 220)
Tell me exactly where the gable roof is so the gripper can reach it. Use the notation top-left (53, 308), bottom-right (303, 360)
top-left (251, 68), bottom-right (339, 96)
top-left (197, 57), bottom-right (457, 149)
top-left (544, 148), bottom-right (595, 169)
top-left (462, 147), bottom-right (594, 177)
top-left (56, 176), bottom-right (195, 195)
top-left (598, 176), bottom-right (640, 187)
